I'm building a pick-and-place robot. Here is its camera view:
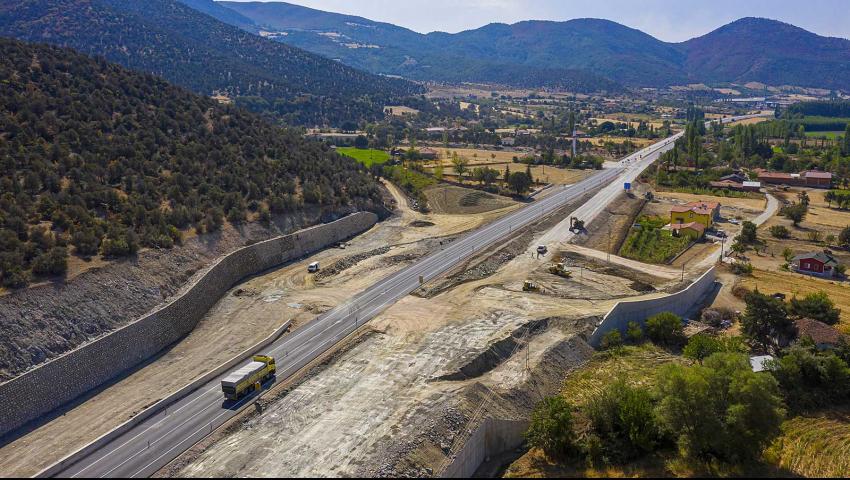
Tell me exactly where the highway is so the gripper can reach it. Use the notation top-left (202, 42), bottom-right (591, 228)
top-left (48, 114), bottom-right (765, 478)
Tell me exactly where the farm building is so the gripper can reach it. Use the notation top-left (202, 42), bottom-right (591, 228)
top-left (791, 251), bottom-right (840, 278)
top-left (757, 170), bottom-right (832, 188)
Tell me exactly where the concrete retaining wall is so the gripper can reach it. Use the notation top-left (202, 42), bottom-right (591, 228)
top-left (0, 212), bottom-right (378, 438)
top-left (588, 267), bottom-right (717, 348)
top-left (440, 419), bottom-right (528, 478)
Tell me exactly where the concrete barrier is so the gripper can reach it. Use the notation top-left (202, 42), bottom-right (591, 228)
top-left (440, 418), bottom-right (528, 478)
top-left (0, 212), bottom-right (378, 439)
top-left (588, 267), bottom-right (717, 348)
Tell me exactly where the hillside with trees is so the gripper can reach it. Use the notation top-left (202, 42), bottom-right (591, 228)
top-left (0, 37), bottom-right (384, 288)
top-left (0, 0), bottom-right (424, 126)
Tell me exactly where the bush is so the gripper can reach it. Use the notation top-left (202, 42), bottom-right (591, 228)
top-left (626, 321), bottom-right (644, 343)
top-left (30, 247), bottom-right (68, 277)
top-left (789, 291), bottom-right (841, 325)
top-left (741, 290), bottom-right (795, 353)
top-left (769, 225), bottom-right (790, 239)
top-left (525, 396), bottom-right (576, 459)
top-left (655, 353), bottom-right (785, 462)
top-left (585, 380), bottom-right (659, 462)
top-left (645, 312), bottom-right (685, 347)
top-left (683, 334), bottom-right (746, 363)
top-left (1, 267), bottom-right (29, 289)
top-left (730, 261), bottom-right (754, 276)
top-left (600, 330), bottom-right (623, 350)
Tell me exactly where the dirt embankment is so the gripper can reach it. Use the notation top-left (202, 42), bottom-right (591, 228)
top-left (0, 207), bottom-right (362, 382)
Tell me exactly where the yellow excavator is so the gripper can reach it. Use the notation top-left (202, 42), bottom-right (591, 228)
top-left (523, 280), bottom-right (541, 292)
top-left (548, 263), bottom-right (572, 278)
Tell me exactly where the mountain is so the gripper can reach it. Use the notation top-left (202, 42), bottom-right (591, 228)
top-left (0, 35), bottom-right (384, 289)
top-left (220, 1), bottom-right (623, 92)
top-left (680, 17), bottom-right (850, 90)
top-left (0, 0), bottom-right (424, 126)
top-left (176, 0), bottom-right (258, 32)
top-left (218, 2), bottom-right (850, 91)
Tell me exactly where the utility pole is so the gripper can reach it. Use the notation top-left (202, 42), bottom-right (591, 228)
top-left (607, 222), bottom-right (612, 263)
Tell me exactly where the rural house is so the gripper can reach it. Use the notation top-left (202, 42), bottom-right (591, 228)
top-left (794, 319), bottom-right (847, 350)
top-left (670, 222), bottom-right (706, 239)
top-left (791, 251), bottom-right (840, 278)
top-left (670, 201), bottom-right (720, 228)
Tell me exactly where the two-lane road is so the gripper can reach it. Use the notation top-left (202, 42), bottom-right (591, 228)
top-left (49, 114), bottom-right (767, 478)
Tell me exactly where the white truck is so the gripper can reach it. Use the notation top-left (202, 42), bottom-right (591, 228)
top-left (308, 261), bottom-right (320, 273)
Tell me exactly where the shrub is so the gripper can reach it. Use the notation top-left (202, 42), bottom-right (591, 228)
top-left (600, 330), bottom-right (623, 350)
top-left (789, 291), bottom-right (841, 325)
top-left (645, 312), bottom-right (685, 347)
top-left (626, 321), bottom-right (644, 343)
top-left (741, 290), bottom-right (795, 353)
top-left (769, 225), bottom-right (790, 239)
top-left (585, 380), bottom-right (659, 462)
top-left (30, 247), bottom-right (68, 277)
top-left (731, 261), bottom-right (754, 276)
top-left (683, 335), bottom-right (746, 363)
top-left (525, 396), bottom-right (576, 459)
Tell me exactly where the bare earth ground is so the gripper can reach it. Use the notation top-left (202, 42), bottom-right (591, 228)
top-left (160, 183), bottom-right (689, 477)
top-left (0, 181), bottom-right (517, 478)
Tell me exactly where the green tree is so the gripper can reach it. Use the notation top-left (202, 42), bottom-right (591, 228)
top-left (601, 330), bottom-right (623, 350)
top-left (741, 290), bottom-right (794, 353)
top-left (645, 312), bottom-right (685, 347)
top-left (782, 203), bottom-right (807, 227)
top-left (451, 153), bottom-right (469, 182)
top-left (739, 221), bottom-right (758, 244)
top-left (769, 345), bottom-right (850, 412)
top-left (789, 291), bottom-right (841, 325)
top-left (586, 380), bottom-right (658, 462)
top-left (508, 171), bottom-right (532, 196)
top-left (655, 353), bottom-right (785, 462)
top-left (525, 396), bottom-right (576, 459)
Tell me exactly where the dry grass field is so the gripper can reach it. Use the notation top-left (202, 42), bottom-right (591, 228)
top-left (738, 269), bottom-right (850, 334)
top-left (423, 185), bottom-right (518, 215)
top-left (767, 409), bottom-right (850, 478)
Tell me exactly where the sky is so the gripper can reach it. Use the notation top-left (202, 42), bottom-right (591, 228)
top-left (227, 0), bottom-right (850, 42)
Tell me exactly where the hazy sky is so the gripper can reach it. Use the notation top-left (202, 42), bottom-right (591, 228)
top-left (227, 0), bottom-right (850, 42)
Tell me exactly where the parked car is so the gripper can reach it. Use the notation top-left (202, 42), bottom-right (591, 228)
top-left (308, 262), bottom-right (320, 273)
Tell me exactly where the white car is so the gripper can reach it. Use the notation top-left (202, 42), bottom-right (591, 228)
top-left (307, 262), bottom-right (320, 273)
top-left (537, 245), bottom-right (548, 255)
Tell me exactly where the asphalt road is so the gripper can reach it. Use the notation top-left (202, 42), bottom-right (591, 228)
top-left (49, 114), bottom-right (765, 478)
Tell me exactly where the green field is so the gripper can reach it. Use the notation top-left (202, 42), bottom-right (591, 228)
top-left (619, 216), bottom-right (692, 264)
top-left (805, 131), bottom-right (844, 139)
top-left (336, 147), bottom-right (391, 167)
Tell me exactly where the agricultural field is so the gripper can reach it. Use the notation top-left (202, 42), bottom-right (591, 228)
top-left (619, 216), bottom-right (693, 265)
top-left (767, 408), bottom-right (850, 478)
top-left (336, 147), bottom-right (391, 167)
top-left (805, 131), bottom-right (844, 139)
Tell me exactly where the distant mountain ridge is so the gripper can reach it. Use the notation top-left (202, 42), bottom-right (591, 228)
top-left (0, 0), bottom-right (423, 126)
top-left (217, 1), bottom-right (850, 91)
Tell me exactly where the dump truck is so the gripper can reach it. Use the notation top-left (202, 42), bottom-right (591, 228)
top-left (548, 263), bottom-right (572, 278)
top-left (221, 355), bottom-right (276, 401)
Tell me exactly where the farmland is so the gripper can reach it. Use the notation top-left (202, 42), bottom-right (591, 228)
top-left (619, 216), bottom-right (692, 264)
top-left (336, 147), bottom-right (391, 167)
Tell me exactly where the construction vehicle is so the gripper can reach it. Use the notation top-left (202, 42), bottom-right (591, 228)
top-left (548, 263), bottom-right (572, 278)
top-left (569, 217), bottom-right (585, 233)
top-left (221, 355), bottom-right (276, 401)
top-left (523, 280), bottom-right (541, 292)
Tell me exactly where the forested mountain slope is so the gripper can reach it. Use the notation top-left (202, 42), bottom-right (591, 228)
top-left (0, 0), bottom-right (424, 125)
top-left (0, 37), bottom-right (383, 288)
